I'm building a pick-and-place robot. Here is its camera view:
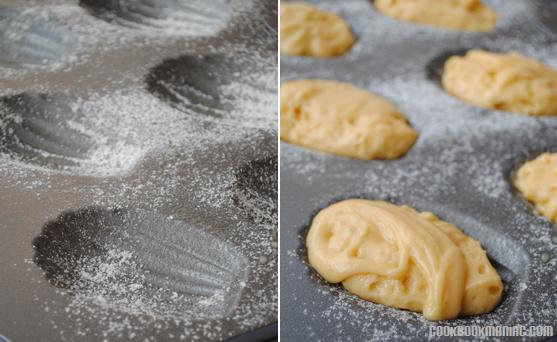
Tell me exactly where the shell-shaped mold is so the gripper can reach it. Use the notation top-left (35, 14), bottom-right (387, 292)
top-left (249, 0), bottom-right (277, 48)
top-left (33, 207), bottom-right (248, 318)
top-left (0, 9), bottom-right (76, 68)
top-left (233, 155), bottom-right (278, 225)
top-left (0, 93), bottom-right (140, 176)
top-left (146, 53), bottom-right (274, 119)
top-left (79, 0), bottom-right (231, 35)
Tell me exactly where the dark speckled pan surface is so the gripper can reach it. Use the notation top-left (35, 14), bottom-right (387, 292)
top-left (0, 1), bottom-right (277, 341)
top-left (281, 0), bottom-right (557, 341)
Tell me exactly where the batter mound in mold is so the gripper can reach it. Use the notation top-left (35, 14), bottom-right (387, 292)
top-left (442, 50), bottom-right (557, 116)
top-left (514, 153), bottom-right (557, 223)
top-left (280, 80), bottom-right (417, 160)
top-left (306, 199), bottom-right (503, 321)
top-left (280, 3), bottom-right (355, 57)
top-left (374, 0), bottom-right (497, 32)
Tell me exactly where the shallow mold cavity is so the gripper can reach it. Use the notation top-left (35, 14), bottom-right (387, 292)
top-left (233, 155), bottom-right (278, 225)
top-left (146, 53), bottom-right (274, 119)
top-left (0, 93), bottom-right (141, 177)
top-left (0, 9), bottom-right (76, 69)
top-left (79, 0), bottom-right (232, 36)
top-left (33, 207), bottom-right (248, 319)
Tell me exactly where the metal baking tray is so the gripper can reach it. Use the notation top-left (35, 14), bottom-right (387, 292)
top-left (280, 0), bottom-right (557, 340)
top-left (0, 0), bottom-right (277, 341)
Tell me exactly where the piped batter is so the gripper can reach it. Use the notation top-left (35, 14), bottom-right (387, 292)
top-left (442, 50), bottom-right (557, 116)
top-left (280, 3), bottom-right (355, 57)
top-left (306, 199), bottom-right (503, 320)
top-left (280, 80), bottom-right (417, 160)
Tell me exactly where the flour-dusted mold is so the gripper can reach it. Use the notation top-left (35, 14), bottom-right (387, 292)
top-left (33, 207), bottom-right (248, 319)
top-left (0, 8), bottom-right (76, 69)
top-left (146, 53), bottom-right (275, 121)
top-left (0, 92), bottom-right (142, 176)
top-left (79, 0), bottom-right (233, 36)
top-left (281, 0), bottom-right (557, 340)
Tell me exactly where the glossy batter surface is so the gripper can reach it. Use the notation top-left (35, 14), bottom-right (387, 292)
top-left (280, 3), bottom-right (355, 57)
top-left (280, 80), bottom-right (417, 160)
top-left (515, 153), bottom-right (557, 223)
top-left (307, 199), bottom-right (503, 320)
top-left (375, 0), bottom-right (497, 32)
top-left (442, 50), bottom-right (557, 116)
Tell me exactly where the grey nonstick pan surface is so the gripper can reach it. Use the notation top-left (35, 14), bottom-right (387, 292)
top-left (280, 0), bottom-right (557, 340)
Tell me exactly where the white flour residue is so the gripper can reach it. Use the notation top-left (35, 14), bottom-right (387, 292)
top-left (0, 0), bottom-right (277, 341)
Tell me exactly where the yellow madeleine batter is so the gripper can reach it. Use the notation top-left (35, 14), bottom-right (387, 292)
top-left (374, 0), bottom-right (497, 32)
top-left (443, 50), bottom-right (557, 116)
top-left (515, 153), bottom-right (557, 222)
top-left (280, 3), bottom-right (355, 57)
top-left (280, 80), bottom-right (417, 160)
top-left (307, 199), bottom-right (503, 320)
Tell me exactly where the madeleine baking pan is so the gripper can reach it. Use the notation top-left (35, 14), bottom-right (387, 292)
top-left (0, 0), bottom-right (277, 341)
top-left (280, 0), bottom-right (557, 340)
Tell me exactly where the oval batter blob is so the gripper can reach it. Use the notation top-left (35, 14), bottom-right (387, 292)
top-left (280, 3), bottom-right (355, 57)
top-left (442, 50), bottom-right (557, 116)
top-left (374, 0), bottom-right (497, 32)
top-left (306, 199), bottom-right (503, 320)
top-left (280, 80), bottom-right (417, 160)
top-left (514, 152), bottom-right (557, 223)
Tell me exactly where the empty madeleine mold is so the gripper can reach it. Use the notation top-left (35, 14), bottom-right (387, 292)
top-left (33, 207), bottom-right (248, 318)
top-left (146, 53), bottom-right (275, 119)
top-left (0, 93), bottom-right (141, 176)
top-left (79, 0), bottom-right (232, 35)
top-left (0, 9), bottom-right (76, 69)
